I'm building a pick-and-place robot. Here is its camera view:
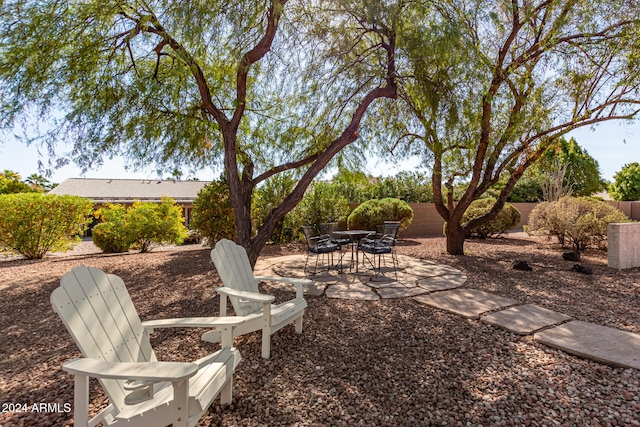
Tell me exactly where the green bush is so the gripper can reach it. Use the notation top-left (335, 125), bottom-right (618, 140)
top-left (93, 204), bottom-right (134, 253)
top-left (93, 198), bottom-right (188, 253)
top-left (127, 197), bottom-right (188, 252)
top-left (0, 193), bottom-right (93, 259)
top-left (609, 162), bottom-right (640, 201)
top-left (290, 182), bottom-right (351, 236)
top-left (458, 198), bottom-right (521, 238)
top-left (347, 198), bottom-right (414, 231)
top-left (252, 173), bottom-right (298, 243)
top-left (191, 179), bottom-right (236, 245)
top-left (525, 196), bottom-right (631, 251)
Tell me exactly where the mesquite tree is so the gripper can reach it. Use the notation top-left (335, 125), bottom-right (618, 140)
top-left (0, 0), bottom-right (400, 265)
top-left (387, 0), bottom-right (640, 254)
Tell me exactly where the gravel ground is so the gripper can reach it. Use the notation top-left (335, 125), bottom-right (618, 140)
top-left (1, 233), bottom-right (639, 426)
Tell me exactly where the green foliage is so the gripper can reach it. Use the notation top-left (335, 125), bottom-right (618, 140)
top-left (127, 197), bottom-right (188, 252)
top-left (331, 169), bottom-right (433, 203)
top-left (609, 162), bottom-right (640, 201)
top-left (252, 173), bottom-right (298, 244)
top-left (92, 204), bottom-right (134, 253)
top-left (347, 198), bottom-right (413, 231)
top-left (370, 171), bottom-right (434, 203)
top-left (539, 137), bottom-right (605, 197)
top-left (191, 180), bottom-right (236, 245)
top-left (459, 198), bottom-right (521, 238)
top-left (289, 182), bottom-right (351, 237)
top-left (0, 193), bottom-right (93, 259)
top-left (0, 170), bottom-right (37, 194)
top-left (507, 173), bottom-right (544, 202)
top-left (93, 198), bottom-right (188, 253)
top-left (525, 196), bottom-right (631, 251)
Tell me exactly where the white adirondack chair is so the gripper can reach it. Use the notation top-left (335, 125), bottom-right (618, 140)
top-left (51, 266), bottom-right (244, 427)
top-left (203, 239), bottom-right (311, 359)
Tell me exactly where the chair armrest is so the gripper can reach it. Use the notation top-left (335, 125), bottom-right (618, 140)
top-left (309, 234), bottom-right (332, 245)
top-left (216, 287), bottom-right (275, 303)
top-left (62, 358), bottom-right (198, 382)
top-left (255, 276), bottom-right (311, 300)
top-left (142, 317), bottom-right (245, 330)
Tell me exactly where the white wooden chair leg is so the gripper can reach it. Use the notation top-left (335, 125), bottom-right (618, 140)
top-left (262, 303), bottom-right (272, 359)
top-left (172, 379), bottom-right (189, 427)
top-left (295, 316), bottom-right (303, 334)
top-left (220, 377), bottom-right (232, 405)
top-left (74, 374), bottom-right (90, 427)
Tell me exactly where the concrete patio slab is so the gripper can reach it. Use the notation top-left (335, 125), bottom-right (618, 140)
top-left (326, 283), bottom-right (380, 301)
top-left (377, 286), bottom-right (429, 299)
top-left (416, 274), bottom-right (467, 292)
top-left (480, 304), bottom-right (572, 335)
top-left (413, 289), bottom-right (518, 319)
top-left (534, 321), bottom-right (640, 370)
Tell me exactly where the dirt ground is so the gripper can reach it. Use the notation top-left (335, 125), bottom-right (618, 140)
top-left (1, 233), bottom-right (639, 426)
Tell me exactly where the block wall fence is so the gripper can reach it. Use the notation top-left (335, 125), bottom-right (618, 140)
top-left (348, 201), bottom-right (640, 238)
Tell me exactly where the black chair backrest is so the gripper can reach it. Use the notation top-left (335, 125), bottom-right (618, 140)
top-left (319, 222), bottom-right (338, 235)
top-left (301, 226), bottom-right (316, 244)
top-left (381, 221), bottom-right (400, 243)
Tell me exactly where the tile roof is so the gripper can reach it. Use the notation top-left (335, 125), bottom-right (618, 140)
top-left (49, 178), bottom-right (211, 204)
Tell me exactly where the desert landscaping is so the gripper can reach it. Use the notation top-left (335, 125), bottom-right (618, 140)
top-left (1, 233), bottom-right (639, 426)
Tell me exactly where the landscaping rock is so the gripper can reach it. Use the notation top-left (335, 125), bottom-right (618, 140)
top-left (572, 264), bottom-right (593, 275)
top-left (562, 251), bottom-right (581, 262)
top-left (512, 260), bottom-right (532, 271)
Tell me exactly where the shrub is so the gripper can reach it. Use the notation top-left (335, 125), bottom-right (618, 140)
top-left (347, 198), bottom-right (413, 231)
top-left (191, 179), bottom-right (236, 245)
top-left (525, 196), bottom-right (631, 251)
top-left (252, 173), bottom-right (298, 243)
top-left (290, 182), bottom-right (351, 236)
top-left (0, 193), bottom-right (93, 259)
top-left (609, 162), bottom-right (640, 201)
top-left (93, 198), bottom-right (188, 253)
top-left (460, 198), bottom-right (521, 238)
top-left (93, 204), bottom-right (134, 253)
top-left (126, 197), bottom-right (188, 252)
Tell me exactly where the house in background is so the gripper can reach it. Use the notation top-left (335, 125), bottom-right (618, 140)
top-left (49, 178), bottom-right (210, 228)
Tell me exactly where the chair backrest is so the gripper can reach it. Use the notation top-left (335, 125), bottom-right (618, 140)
top-left (51, 266), bottom-right (156, 412)
top-left (301, 226), bottom-right (318, 246)
top-left (381, 221), bottom-right (400, 245)
top-left (211, 239), bottom-right (262, 316)
top-left (318, 222), bottom-right (338, 235)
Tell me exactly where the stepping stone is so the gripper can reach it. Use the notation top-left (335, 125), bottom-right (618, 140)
top-left (377, 286), bottom-right (429, 299)
top-left (417, 274), bottom-right (467, 292)
top-left (481, 304), bottom-right (572, 335)
top-left (413, 289), bottom-right (518, 319)
top-left (367, 279), bottom-right (417, 289)
top-left (534, 321), bottom-right (640, 370)
top-left (304, 282), bottom-right (328, 297)
top-left (326, 283), bottom-right (380, 301)
top-left (404, 263), bottom-right (465, 278)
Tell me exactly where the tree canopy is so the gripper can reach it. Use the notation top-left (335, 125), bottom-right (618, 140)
top-left (377, 0), bottom-right (640, 253)
top-left (0, 0), bottom-right (400, 264)
top-left (609, 162), bottom-right (640, 201)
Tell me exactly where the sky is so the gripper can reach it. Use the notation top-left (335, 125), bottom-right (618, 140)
top-left (1, 119), bottom-right (639, 185)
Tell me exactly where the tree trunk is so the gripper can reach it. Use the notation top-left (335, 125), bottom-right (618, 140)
top-left (445, 221), bottom-right (466, 255)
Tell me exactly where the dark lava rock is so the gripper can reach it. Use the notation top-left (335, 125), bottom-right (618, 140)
top-left (513, 260), bottom-right (533, 271)
top-left (572, 264), bottom-right (593, 275)
top-left (562, 251), bottom-right (581, 262)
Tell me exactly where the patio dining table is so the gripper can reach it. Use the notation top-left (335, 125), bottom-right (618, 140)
top-left (332, 230), bottom-right (374, 273)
